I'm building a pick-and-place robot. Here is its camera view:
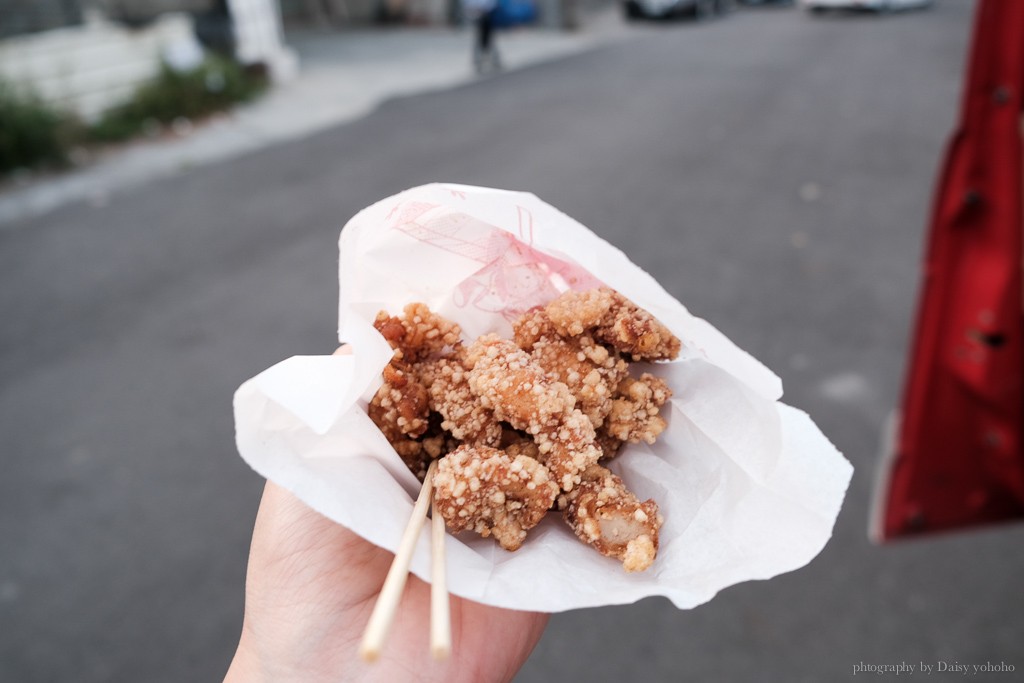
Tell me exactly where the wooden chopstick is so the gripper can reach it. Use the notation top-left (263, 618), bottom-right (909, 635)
top-left (430, 493), bottom-right (451, 660)
top-left (358, 460), bottom-right (451, 662)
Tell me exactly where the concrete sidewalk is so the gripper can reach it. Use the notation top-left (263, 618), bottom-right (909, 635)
top-left (0, 14), bottom-right (624, 226)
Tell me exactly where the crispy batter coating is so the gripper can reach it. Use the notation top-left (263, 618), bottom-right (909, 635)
top-left (605, 373), bottom-right (672, 444)
top-left (370, 304), bottom-right (464, 478)
top-left (465, 335), bottom-right (600, 491)
top-left (561, 464), bottom-right (664, 572)
top-left (465, 334), bottom-right (577, 426)
top-left (537, 410), bottom-right (602, 493)
top-left (375, 415), bottom-right (452, 482)
top-left (393, 434), bottom-right (448, 482)
top-left (374, 302), bottom-right (462, 363)
top-left (529, 333), bottom-right (628, 429)
top-left (594, 430), bottom-right (624, 461)
top-left (420, 357), bottom-right (502, 447)
top-left (432, 445), bottom-right (558, 551)
top-left (368, 359), bottom-right (430, 440)
top-left (390, 440), bottom-right (430, 480)
top-left (369, 291), bottom-right (676, 571)
top-left (511, 306), bottom-right (559, 351)
top-left (544, 288), bottom-right (681, 361)
top-left (498, 425), bottom-right (533, 449)
top-left (504, 438), bottom-right (541, 461)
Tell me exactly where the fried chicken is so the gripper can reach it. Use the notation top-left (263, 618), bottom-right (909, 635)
top-left (604, 373), bottom-right (673, 445)
top-left (367, 289), bottom-right (679, 571)
top-left (373, 302), bottom-right (462, 363)
top-left (369, 303), bottom-right (464, 477)
top-left (432, 444), bottom-right (558, 551)
top-left (368, 359), bottom-right (430, 440)
top-left (544, 288), bottom-right (681, 361)
top-left (465, 335), bottom-right (601, 491)
top-left (561, 464), bottom-right (664, 572)
top-left (516, 316), bottom-right (629, 429)
top-left (419, 356), bottom-right (502, 448)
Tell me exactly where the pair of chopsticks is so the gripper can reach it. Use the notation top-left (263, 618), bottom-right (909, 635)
top-left (359, 460), bottom-right (451, 662)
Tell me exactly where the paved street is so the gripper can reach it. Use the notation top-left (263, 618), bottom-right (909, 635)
top-left (3, 2), bottom-right (1022, 681)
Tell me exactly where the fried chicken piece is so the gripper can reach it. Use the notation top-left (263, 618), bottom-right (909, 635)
top-left (594, 430), bottom-right (624, 461)
top-left (504, 438), bottom-right (541, 461)
top-left (537, 409), bottom-right (602, 493)
top-left (544, 288), bottom-right (681, 361)
top-left (391, 435), bottom-right (446, 482)
top-left (605, 373), bottom-right (672, 445)
top-left (528, 333), bottom-right (629, 429)
top-left (465, 334), bottom-right (577, 426)
top-left (498, 425), bottom-right (533, 449)
top-left (432, 444), bottom-right (558, 551)
top-left (419, 357), bottom-right (502, 448)
top-left (465, 335), bottom-right (600, 491)
top-left (561, 464), bottom-right (663, 572)
top-left (368, 292), bottom-right (674, 570)
top-left (391, 440), bottom-right (429, 480)
top-left (511, 306), bottom-right (560, 351)
top-left (373, 303), bottom-right (462, 363)
top-left (375, 415), bottom-right (451, 482)
top-left (495, 423), bottom-right (543, 457)
top-left (368, 359), bottom-right (430, 440)
top-left (370, 303), bottom-right (467, 477)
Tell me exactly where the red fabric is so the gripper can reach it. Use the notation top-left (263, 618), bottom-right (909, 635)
top-left (879, 0), bottom-right (1024, 540)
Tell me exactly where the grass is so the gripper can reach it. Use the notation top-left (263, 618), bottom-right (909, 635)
top-left (0, 81), bottom-right (81, 175)
top-left (89, 56), bottom-right (267, 143)
top-left (0, 55), bottom-right (267, 176)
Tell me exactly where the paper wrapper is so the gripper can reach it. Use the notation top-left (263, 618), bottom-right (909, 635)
top-left (233, 183), bottom-right (853, 612)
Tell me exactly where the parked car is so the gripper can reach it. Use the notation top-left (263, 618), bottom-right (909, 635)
top-left (624, 0), bottom-right (732, 21)
top-left (800, 0), bottom-right (931, 12)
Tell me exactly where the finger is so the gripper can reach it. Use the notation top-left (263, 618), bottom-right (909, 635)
top-left (333, 344), bottom-right (353, 356)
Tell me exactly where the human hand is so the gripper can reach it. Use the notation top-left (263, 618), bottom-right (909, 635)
top-left (224, 348), bottom-right (549, 683)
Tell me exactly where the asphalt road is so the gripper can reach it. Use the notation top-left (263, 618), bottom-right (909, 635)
top-left (4, 2), bottom-right (1022, 681)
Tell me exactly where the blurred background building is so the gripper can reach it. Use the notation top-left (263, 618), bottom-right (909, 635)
top-left (0, 0), bottom-right (296, 121)
top-left (0, 0), bottom-right (581, 126)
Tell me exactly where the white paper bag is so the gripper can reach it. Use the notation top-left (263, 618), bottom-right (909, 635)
top-left (233, 183), bottom-right (853, 612)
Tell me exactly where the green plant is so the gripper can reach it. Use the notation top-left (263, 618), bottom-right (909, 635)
top-left (90, 56), bottom-right (267, 143)
top-left (0, 81), bottom-right (80, 175)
